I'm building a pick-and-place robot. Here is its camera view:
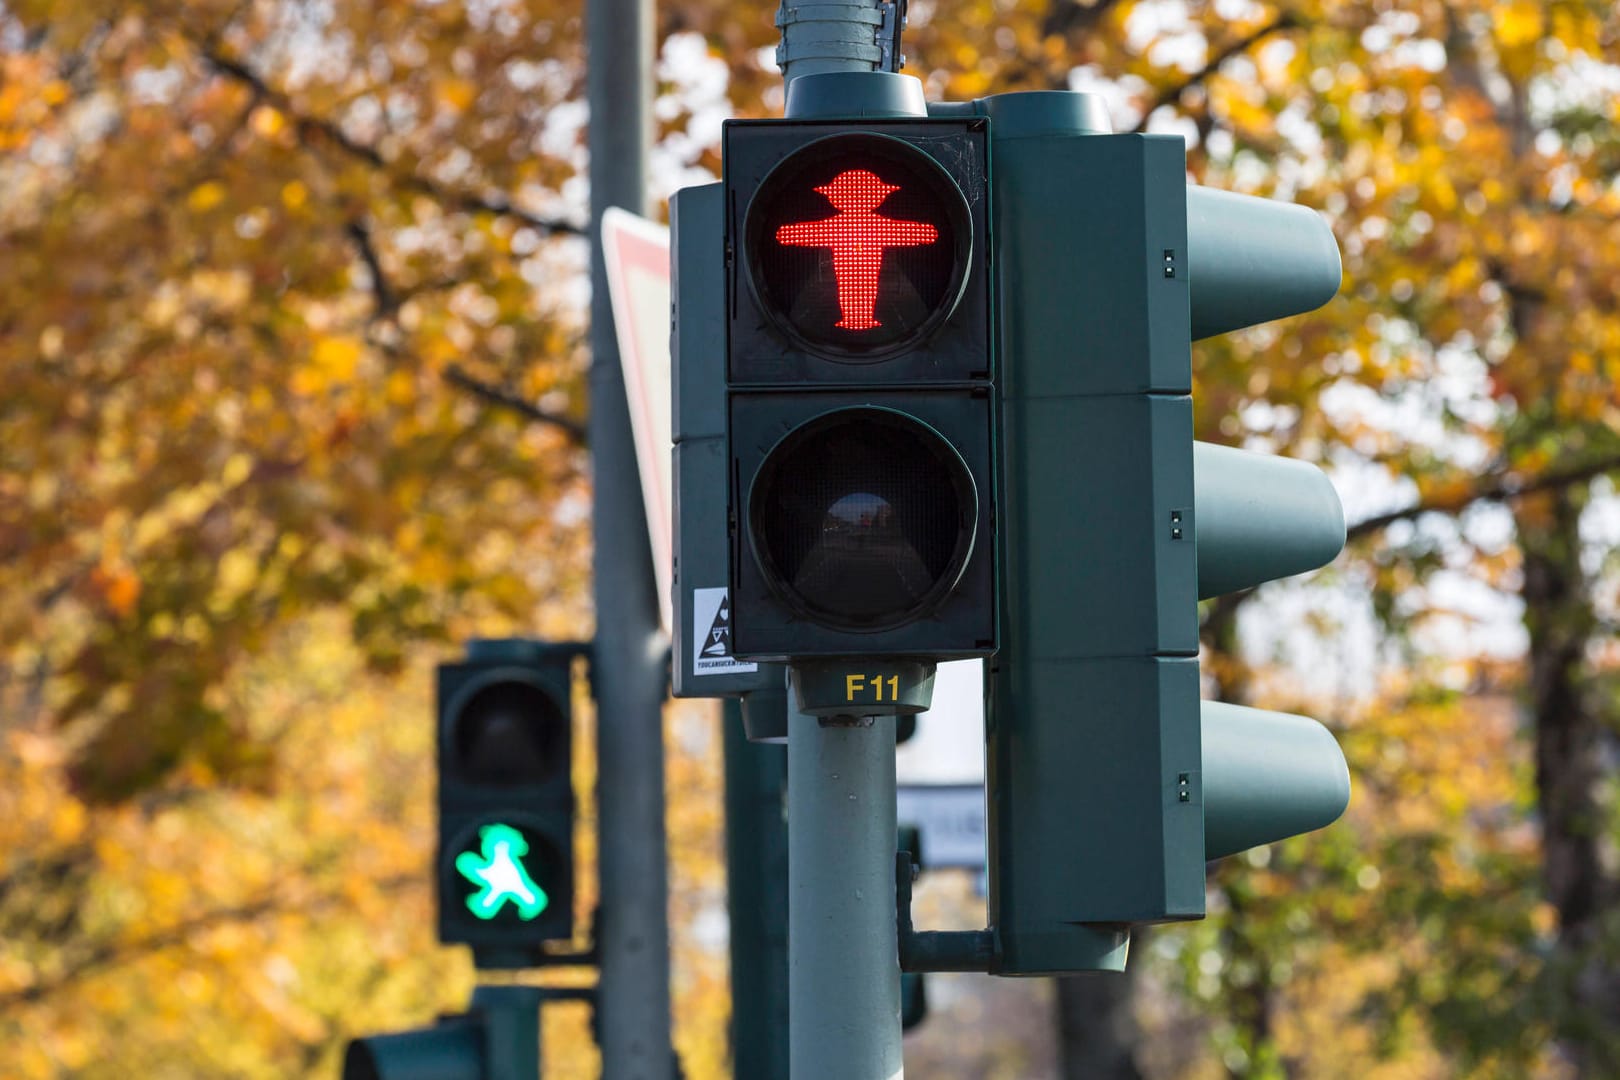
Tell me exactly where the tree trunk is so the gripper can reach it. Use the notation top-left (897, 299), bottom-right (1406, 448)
top-left (1517, 487), bottom-right (1620, 1074)
top-left (1203, 594), bottom-right (1283, 1077)
top-left (1055, 966), bottom-right (1145, 1080)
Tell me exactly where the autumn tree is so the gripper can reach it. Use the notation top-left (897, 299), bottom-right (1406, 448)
top-left (0, 0), bottom-right (657, 1073)
top-left (900, 0), bottom-right (1620, 1074)
top-left (6, 0), bottom-right (1620, 1076)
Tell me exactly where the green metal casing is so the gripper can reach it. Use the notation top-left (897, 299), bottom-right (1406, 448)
top-left (897, 823), bottom-right (928, 1032)
top-left (721, 117), bottom-right (999, 663)
top-left (986, 111), bottom-right (1205, 974)
top-left (670, 182), bottom-right (786, 706)
top-left (436, 639), bottom-right (583, 965)
top-left (983, 89), bottom-right (1351, 976)
top-left (342, 985), bottom-right (542, 1080)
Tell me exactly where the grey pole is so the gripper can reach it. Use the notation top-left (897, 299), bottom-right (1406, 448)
top-left (585, 0), bottom-right (673, 1075)
top-left (776, 0), bottom-right (888, 83)
top-left (722, 700), bottom-right (791, 1079)
top-left (772, 4), bottom-right (906, 1076)
top-left (789, 712), bottom-right (903, 1078)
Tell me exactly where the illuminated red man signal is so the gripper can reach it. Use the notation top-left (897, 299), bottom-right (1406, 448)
top-left (775, 169), bottom-right (939, 331)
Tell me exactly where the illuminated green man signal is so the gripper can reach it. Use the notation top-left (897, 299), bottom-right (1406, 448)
top-left (454, 823), bottom-right (550, 921)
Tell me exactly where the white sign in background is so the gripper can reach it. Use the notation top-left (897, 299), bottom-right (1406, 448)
top-left (896, 784), bottom-right (988, 871)
top-left (897, 659), bottom-right (988, 871)
top-left (895, 659), bottom-right (985, 783)
top-left (601, 207), bottom-right (675, 635)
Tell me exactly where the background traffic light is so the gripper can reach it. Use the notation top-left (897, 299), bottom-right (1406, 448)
top-left (437, 638), bottom-right (586, 967)
top-left (722, 118), bottom-right (996, 665)
top-left (342, 986), bottom-right (542, 1080)
top-left (979, 90), bottom-right (1350, 975)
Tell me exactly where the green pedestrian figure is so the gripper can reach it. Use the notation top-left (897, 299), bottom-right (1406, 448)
top-left (456, 823), bottom-right (549, 920)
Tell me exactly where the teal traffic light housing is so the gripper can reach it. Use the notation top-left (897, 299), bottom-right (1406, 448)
top-left (979, 90), bottom-right (1350, 974)
top-left (342, 986), bottom-right (542, 1080)
top-left (437, 638), bottom-right (586, 967)
top-left (348, 642), bottom-right (590, 1078)
top-left (721, 115), bottom-right (997, 673)
top-left (670, 174), bottom-right (791, 742)
top-left (671, 88), bottom-right (998, 730)
top-left (896, 823), bottom-right (928, 1032)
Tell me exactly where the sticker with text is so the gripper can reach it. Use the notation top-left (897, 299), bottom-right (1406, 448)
top-left (692, 587), bottom-right (758, 676)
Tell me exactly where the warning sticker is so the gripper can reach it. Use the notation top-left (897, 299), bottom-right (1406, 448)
top-left (692, 587), bottom-right (759, 677)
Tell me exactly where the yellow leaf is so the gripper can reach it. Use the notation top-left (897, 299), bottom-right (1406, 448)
top-left (436, 77), bottom-right (478, 112)
top-left (187, 181), bottom-right (226, 213)
top-left (92, 564), bottom-right (142, 616)
top-left (281, 180), bottom-right (308, 211)
top-left (50, 800), bottom-right (86, 844)
top-left (1425, 172), bottom-right (1457, 213)
top-left (312, 335), bottom-right (363, 381)
top-left (217, 547), bottom-right (257, 600)
top-left (1494, 1), bottom-right (1543, 48)
top-left (250, 105), bottom-right (285, 138)
top-left (221, 452), bottom-right (254, 487)
top-left (385, 369), bottom-right (416, 405)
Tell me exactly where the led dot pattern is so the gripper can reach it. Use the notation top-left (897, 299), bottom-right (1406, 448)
top-left (745, 134), bottom-right (970, 358)
top-left (774, 169), bottom-right (939, 331)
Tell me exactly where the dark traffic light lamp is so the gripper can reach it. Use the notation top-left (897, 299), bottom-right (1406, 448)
top-left (730, 393), bottom-right (992, 661)
top-left (723, 119), bottom-right (996, 690)
top-left (438, 638), bottom-right (586, 968)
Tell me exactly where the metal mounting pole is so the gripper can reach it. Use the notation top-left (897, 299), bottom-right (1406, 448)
top-left (472, 985), bottom-right (543, 1080)
top-left (772, 4), bottom-right (910, 1076)
top-left (776, 0), bottom-right (901, 83)
top-left (789, 710), bottom-right (903, 1079)
top-left (586, 0), bottom-right (673, 1074)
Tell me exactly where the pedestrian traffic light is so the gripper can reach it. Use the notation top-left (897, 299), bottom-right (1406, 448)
top-left (977, 90), bottom-right (1351, 975)
top-left (438, 638), bottom-right (585, 967)
top-left (343, 986), bottom-right (541, 1080)
top-left (721, 116), bottom-right (995, 668)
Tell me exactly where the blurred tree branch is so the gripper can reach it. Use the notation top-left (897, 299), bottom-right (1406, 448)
top-left (1346, 455), bottom-right (1620, 543)
top-left (0, 872), bottom-right (419, 1009)
top-left (443, 363), bottom-right (589, 444)
top-left (197, 49), bottom-right (585, 238)
top-left (1130, 14), bottom-right (1297, 134)
top-left (345, 221), bottom-right (587, 444)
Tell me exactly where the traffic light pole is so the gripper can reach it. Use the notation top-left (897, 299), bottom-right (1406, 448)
top-left (586, 0), bottom-right (674, 1075)
top-left (770, 4), bottom-right (920, 1070)
top-left (789, 709), bottom-right (904, 1078)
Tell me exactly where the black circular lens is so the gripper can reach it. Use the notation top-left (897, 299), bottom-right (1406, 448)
top-left (745, 133), bottom-right (972, 360)
top-left (452, 679), bottom-right (566, 785)
top-left (749, 409), bottom-right (977, 631)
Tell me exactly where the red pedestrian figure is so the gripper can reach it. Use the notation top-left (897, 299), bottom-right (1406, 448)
top-left (775, 169), bottom-right (938, 331)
